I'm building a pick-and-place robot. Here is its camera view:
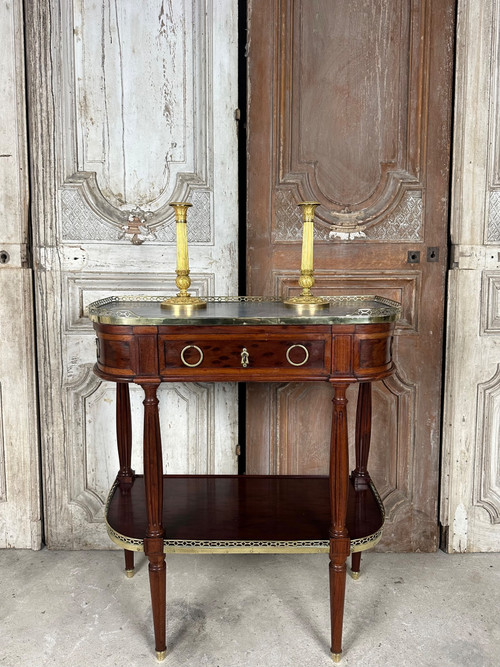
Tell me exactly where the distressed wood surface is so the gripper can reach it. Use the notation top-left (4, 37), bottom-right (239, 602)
top-left (441, 0), bottom-right (500, 552)
top-left (0, 0), bottom-right (41, 549)
top-left (25, 0), bottom-right (239, 549)
top-left (246, 0), bottom-right (456, 552)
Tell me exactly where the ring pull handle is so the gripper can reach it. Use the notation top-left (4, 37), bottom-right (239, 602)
top-left (286, 344), bottom-right (309, 367)
top-left (241, 348), bottom-right (250, 368)
top-left (180, 345), bottom-right (204, 367)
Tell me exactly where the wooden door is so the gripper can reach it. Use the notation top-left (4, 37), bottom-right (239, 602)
top-left (246, 0), bottom-right (456, 551)
top-left (0, 0), bottom-right (41, 549)
top-left (442, 0), bottom-right (500, 552)
top-left (25, 1), bottom-right (239, 548)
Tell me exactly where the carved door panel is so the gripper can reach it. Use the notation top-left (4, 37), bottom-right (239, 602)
top-left (0, 0), bottom-right (41, 549)
top-left (441, 0), bottom-right (500, 552)
top-left (26, 1), bottom-right (239, 547)
top-left (246, 0), bottom-right (455, 550)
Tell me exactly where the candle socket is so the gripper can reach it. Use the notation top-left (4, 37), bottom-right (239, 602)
top-left (284, 201), bottom-right (329, 308)
top-left (161, 202), bottom-right (206, 309)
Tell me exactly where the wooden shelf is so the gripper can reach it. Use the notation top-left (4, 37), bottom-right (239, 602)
top-left (106, 475), bottom-right (384, 554)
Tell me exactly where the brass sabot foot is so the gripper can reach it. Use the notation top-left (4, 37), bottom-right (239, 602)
top-left (331, 652), bottom-right (342, 663)
top-left (125, 568), bottom-right (135, 578)
top-left (155, 649), bottom-right (167, 661)
top-left (351, 570), bottom-right (360, 580)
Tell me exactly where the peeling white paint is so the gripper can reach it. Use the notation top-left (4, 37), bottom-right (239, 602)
top-left (28, 0), bottom-right (240, 549)
top-left (452, 503), bottom-right (468, 552)
top-left (0, 0), bottom-right (41, 549)
top-left (442, 0), bottom-right (500, 552)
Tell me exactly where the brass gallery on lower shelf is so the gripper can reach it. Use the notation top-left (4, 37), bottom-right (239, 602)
top-left (103, 478), bottom-right (385, 555)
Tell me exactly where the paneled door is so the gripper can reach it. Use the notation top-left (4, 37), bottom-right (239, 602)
top-left (246, 0), bottom-right (456, 550)
top-left (0, 0), bottom-right (41, 549)
top-left (442, 0), bottom-right (500, 552)
top-left (25, 1), bottom-right (239, 548)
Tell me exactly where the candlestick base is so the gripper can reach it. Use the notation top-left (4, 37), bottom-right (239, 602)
top-left (161, 295), bottom-right (207, 309)
top-left (283, 294), bottom-right (330, 308)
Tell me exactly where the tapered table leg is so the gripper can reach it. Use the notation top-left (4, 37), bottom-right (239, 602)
top-left (329, 383), bottom-right (351, 662)
top-left (124, 549), bottom-right (135, 578)
top-left (352, 383), bottom-right (372, 488)
top-left (351, 382), bottom-right (372, 579)
top-left (116, 383), bottom-right (136, 576)
top-left (117, 383), bottom-right (135, 485)
top-left (140, 382), bottom-right (166, 661)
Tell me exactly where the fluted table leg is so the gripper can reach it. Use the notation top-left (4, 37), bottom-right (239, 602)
top-left (116, 382), bottom-right (136, 577)
top-left (140, 382), bottom-right (166, 661)
top-left (329, 382), bottom-right (351, 662)
top-left (351, 382), bottom-right (372, 579)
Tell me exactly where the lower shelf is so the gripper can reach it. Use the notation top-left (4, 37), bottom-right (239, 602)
top-left (105, 475), bottom-right (384, 554)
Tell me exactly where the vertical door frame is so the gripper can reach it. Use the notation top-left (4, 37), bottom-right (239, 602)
top-left (0, 0), bottom-right (42, 549)
top-left (245, 0), bottom-right (456, 552)
top-left (24, 0), bottom-right (240, 549)
top-left (441, 0), bottom-right (500, 552)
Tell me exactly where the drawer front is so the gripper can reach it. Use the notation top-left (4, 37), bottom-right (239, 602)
top-left (158, 332), bottom-right (331, 380)
top-left (94, 330), bottom-right (159, 378)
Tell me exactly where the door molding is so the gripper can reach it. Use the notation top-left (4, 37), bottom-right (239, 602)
top-left (0, 0), bottom-right (41, 549)
top-left (441, 0), bottom-right (500, 552)
top-left (25, 0), bottom-right (239, 549)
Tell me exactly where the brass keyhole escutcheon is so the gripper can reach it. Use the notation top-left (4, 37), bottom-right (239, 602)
top-left (286, 344), bottom-right (309, 367)
top-left (180, 345), bottom-right (204, 367)
top-left (241, 348), bottom-right (249, 368)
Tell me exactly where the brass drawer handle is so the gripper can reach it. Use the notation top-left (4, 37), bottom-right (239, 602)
top-left (286, 344), bottom-right (309, 367)
top-left (180, 345), bottom-right (204, 367)
top-left (241, 348), bottom-right (250, 368)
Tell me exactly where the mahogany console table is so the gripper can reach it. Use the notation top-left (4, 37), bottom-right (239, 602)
top-left (88, 295), bottom-right (400, 662)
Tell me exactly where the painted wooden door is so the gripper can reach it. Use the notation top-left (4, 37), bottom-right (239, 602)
top-left (442, 0), bottom-right (500, 552)
top-left (0, 0), bottom-right (41, 549)
top-left (25, 1), bottom-right (239, 548)
top-left (246, 0), bottom-right (456, 551)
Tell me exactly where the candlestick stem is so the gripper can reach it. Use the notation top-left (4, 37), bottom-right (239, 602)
top-left (284, 201), bottom-right (329, 308)
top-left (161, 202), bottom-right (206, 309)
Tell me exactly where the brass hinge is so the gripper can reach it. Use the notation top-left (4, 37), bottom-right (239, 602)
top-left (236, 444), bottom-right (241, 456)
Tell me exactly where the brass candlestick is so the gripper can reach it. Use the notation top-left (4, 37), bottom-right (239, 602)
top-left (284, 201), bottom-right (329, 307)
top-left (161, 202), bottom-right (206, 309)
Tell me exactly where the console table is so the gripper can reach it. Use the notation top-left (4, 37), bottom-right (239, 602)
top-left (88, 295), bottom-right (400, 662)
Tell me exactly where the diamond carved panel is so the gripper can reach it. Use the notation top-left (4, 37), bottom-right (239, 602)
top-left (274, 188), bottom-right (423, 243)
top-left (61, 177), bottom-right (213, 244)
top-left (487, 192), bottom-right (500, 243)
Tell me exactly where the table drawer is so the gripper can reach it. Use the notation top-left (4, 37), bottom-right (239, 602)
top-left (158, 329), bottom-right (332, 380)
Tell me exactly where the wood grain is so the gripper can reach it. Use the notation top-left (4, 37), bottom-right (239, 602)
top-left (106, 475), bottom-right (384, 544)
top-left (247, 0), bottom-right (456, 551)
